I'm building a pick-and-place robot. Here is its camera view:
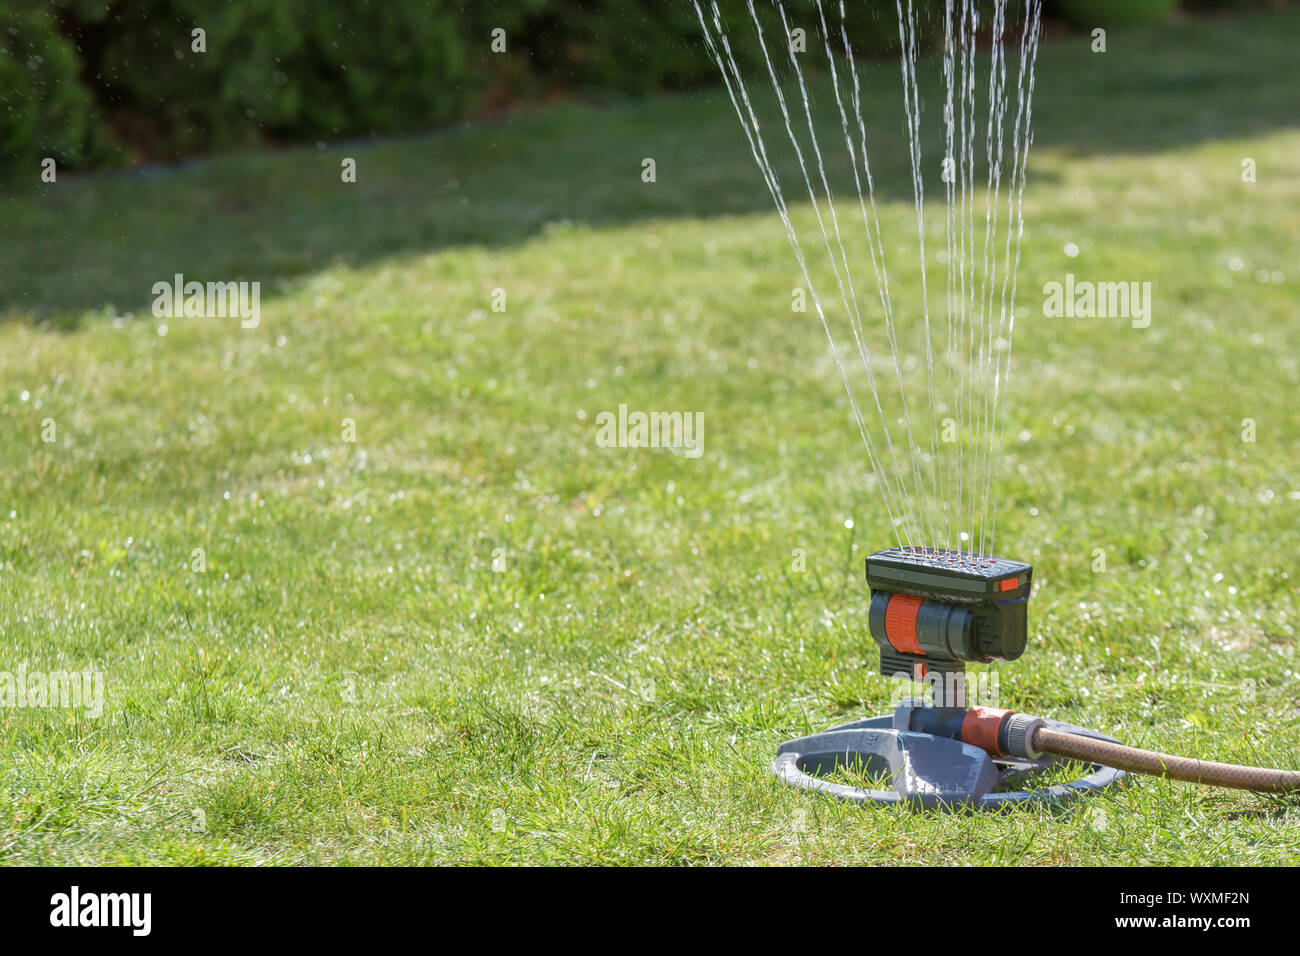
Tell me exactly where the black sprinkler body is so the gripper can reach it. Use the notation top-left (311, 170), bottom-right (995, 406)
top-left (866, 547), bottom-right (1032, 683)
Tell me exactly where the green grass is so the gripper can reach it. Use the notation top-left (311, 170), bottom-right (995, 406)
top-left (1, 11), bottom-right (1298, 865)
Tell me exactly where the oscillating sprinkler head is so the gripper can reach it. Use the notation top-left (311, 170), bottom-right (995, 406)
top-left (866, 547), bottom-right (1032, 684)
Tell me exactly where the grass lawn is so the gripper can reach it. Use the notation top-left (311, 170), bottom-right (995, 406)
top-left (1, 11), bottom-right (1298, 865)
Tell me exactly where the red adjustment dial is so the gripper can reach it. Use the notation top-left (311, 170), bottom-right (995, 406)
top-left (884, 594), bottom-right (924, 655)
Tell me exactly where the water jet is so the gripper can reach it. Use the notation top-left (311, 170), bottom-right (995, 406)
top-left (697, 0), bottom-right (1300, 808)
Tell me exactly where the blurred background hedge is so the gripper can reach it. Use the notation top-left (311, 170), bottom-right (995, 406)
top-left (0, 0), bottom-right (1290, 180)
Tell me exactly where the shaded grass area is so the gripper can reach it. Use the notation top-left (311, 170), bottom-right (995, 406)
top-left (1, 10), bottom-right (1297, 324)
top-left (0, 13), bottom-right (1298, 864)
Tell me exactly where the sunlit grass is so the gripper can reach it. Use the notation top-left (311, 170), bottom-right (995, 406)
top-left (0, 11), bottom-right (1297, 864)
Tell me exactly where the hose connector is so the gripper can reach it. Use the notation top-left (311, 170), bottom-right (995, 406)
top-left (1003, 712), bottom-right (1046, 759)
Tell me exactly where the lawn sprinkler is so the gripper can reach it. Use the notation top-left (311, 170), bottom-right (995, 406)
top-left (772, 546), bottom-right (1300, 810)
top-left (692, 2), bottom-right (1300, 809)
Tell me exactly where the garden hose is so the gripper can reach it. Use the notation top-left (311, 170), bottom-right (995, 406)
top-left (1031, 725), bottom-right (1300, 793)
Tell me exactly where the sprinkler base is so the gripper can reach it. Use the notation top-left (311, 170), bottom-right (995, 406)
top-left (772, 703), bottom-right (1126, 811)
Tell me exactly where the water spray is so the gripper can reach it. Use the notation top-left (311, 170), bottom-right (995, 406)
top-left (697, 0), bottom-right (1300, 808)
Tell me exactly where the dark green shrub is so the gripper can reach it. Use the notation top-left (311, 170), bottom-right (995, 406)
top-left (1181, 1), bottom-right (1290, 8)
top-left (58, 0), bottom-right (477, 161)
top-left (0, 3), bottom-right (116, 180)
top-left (1054, 0), bottom-right (1179, 26)
top-left (508, 1), bottom-right (950, 96)
top-left (0, 0), bottom-right (1043, 177)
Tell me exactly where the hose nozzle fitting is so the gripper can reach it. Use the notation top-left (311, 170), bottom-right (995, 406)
top-left (1003, 712), bottom-right (1046, 759)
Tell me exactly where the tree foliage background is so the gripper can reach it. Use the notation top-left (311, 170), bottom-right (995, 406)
top-left (0, 0), bottom-right (1283, 180)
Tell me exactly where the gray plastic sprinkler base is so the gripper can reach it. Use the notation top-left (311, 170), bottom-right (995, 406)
top-left (772, 710), bottom-right (1126, 811)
